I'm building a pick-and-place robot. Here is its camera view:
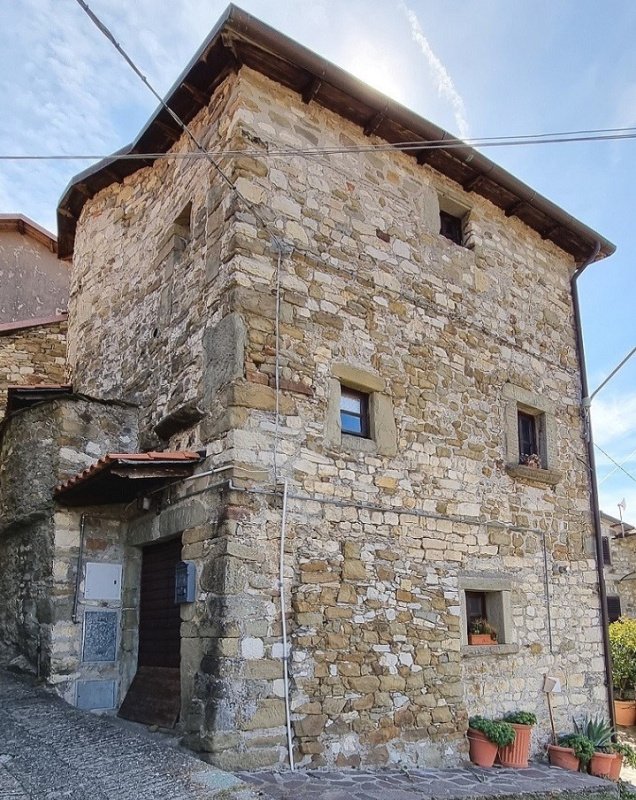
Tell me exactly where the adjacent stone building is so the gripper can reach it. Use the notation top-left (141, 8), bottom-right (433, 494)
top-left (0, 214), bottom-right (68, 323)
top-left (602, 511), bottom-right (636, 621)
top-left (0, 6), bottom-right (618, 770)
top-left (0, 215), bottom-right (69, 415)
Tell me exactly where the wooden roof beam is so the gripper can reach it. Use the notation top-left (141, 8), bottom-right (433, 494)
top-left (183, 81), bottom-right (210, 106)
top-left (155, 119), bottom-right (182, 143)
top-left (505, 199), bottom-right (525, 218)
top-left (463, 173), bottom-right (484, 193)
top-left (302, 76), bottom-right (322, 105)
top-left (416, 149), bottom-right (433, 165)
top-left (363, 110), bottom-right (386, 137)
top-left (541, 222), bottom-right (560, 240)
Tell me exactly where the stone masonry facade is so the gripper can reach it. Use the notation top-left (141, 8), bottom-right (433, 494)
top-left (0, 317), bottom-right (68, 416)
top-left (15, 63), bottom-right (607, 770)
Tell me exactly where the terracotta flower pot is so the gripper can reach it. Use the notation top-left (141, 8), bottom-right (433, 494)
top-left (547, 744), bottom-right (580, 772)
top-left (608, 752), bottom-right (623, 782)
top-left (614, 700), bottom-right (636, 727)
top-left (498, 723), bottom-right (532, 768)
top-left (589, 751), bottom-right (615, 779)
top-left (468, 634), bottom-right (496, 646)
top-left (467, 728), bottom-right (499, 767)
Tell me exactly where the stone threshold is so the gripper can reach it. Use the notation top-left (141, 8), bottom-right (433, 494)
top-left (239, 764), bottom-right (620, 799)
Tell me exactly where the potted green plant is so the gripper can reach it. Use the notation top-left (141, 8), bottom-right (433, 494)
top-left (499, 711), bottom-right (537, 767)
top-left (574, 715), bottom-right (616, 778)
top-left (548, 734), bottom-right (594, 772)
top-left (468, 618), bottom-right (497, 646)
top-left (608, 741), bottom-right (636, 781)
top-left (467, 716), bottom-right (515, 767)
top-left (609, 618), bottom-right (636, 726)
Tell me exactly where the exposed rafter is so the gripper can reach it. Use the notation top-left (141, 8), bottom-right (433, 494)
top-left (302, 76), bottom-right (322, 105)
top-left (363, 110), bottom-right (386, 137)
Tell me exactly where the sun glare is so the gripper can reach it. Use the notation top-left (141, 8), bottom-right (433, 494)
top-left (343, 46), bottom-right (408, 105)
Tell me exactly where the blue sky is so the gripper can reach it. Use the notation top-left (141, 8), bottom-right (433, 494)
top-left (2, 0), bottom-right (635, 519)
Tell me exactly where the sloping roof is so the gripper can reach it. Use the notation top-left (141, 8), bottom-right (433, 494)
top-left (54, 451), bottom-right (203, 506)
top-left (0, 313), bottom-right (68, 337)
top-left (57, 5), bottom-right (614, 264)
top-left (5, 384), bottom-right (73, 415)
top-left (601, 510), bottom-right (635, 535)
top-left (0, 214), bottom-right (57, 253)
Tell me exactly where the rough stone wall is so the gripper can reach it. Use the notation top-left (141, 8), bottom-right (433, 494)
top-left (0, 399), bottom-right (138, 675)
top-left (49, 511), bottom-right (139, 708)
top-left (603, 518), bottom-right (636, 617)
top-left (0, 229), bottom-right (68, 323)
top-left (67, 74), bottom-right (241, 448)
top-left (67, 66), bottom-right (607, 769)
top-left (0, 318), bottom-right (67, 416)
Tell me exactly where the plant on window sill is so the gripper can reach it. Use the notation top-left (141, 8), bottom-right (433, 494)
top-left (468, 617), bottom-right (497, 646)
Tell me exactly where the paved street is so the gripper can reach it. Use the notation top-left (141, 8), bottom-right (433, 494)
top-left (0, 669), bottom-right (621, 800)
top-left (0, 670), bottom-right (257, 800)
top-left (240, 764), bottom-right (618, 799)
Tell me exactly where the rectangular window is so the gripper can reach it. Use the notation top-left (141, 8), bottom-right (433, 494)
top-left (439, 210), bottom-right (463, 246)
top-left (518, 410), bottom-right (539, 464)
top-left (607, 595), bottom-right (622, 623)
top-left (340, 387), bottom-right (370, 438)
top-left (602, 536), bottom-right (612, 566)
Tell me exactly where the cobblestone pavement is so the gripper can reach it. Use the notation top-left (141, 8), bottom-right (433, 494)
top-left (0, 670), bottom-right (621, 800)
top-left (0, 670), bottom-right (257, 800)
top-left (240, 765), bottom-right (619, 799)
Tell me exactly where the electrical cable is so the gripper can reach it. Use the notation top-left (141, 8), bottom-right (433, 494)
top-left (594, 443), bottom-right (636, 485)
top-left (4, 126), bottom-right (636, 161)
top-left (73, 0), bottom-right (283, 251)
top-left (598, 444), bottom-right (636, 486)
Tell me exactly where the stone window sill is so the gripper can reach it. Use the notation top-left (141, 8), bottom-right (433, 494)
top-left (342, 433), bottom-right (377, 453)
top-left (461, 643), bottom-right (519, 658)
top-left (505, 464), bottom-right (562, 486)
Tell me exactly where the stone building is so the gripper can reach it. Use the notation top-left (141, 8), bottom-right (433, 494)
top-left (0, 215), bottom-right (69, 415)
top-left (602, 511), bottom-right (636, 621)
top-left (0, 6), bottom-right (617, 770)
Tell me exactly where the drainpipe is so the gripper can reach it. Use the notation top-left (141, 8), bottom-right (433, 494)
top-left (570, 241), bottom-right (616, 727)
top-left (72, 513), bottom-right (87, 624)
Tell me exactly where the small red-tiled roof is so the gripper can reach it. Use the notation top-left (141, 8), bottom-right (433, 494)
top-left (54, 451), bottom-right (202, 506)
top-left (55, 451), bottom-right (201, 493)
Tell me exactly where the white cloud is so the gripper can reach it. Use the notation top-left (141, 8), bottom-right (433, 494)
top-left (398, 2), bottom-right (470, 139)
top-left (591, 393), bottom-right (636, 448)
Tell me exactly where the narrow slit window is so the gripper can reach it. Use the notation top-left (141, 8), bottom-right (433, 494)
top-left (340, 387), bottom-right (370, 438)
top-left (602, 536), bottom-right (612, 566)
top-left (439, 210), bottom-right (463, 246)
top-left (518, 411), bottom-right (538, 464)
top-left (607, 595), bottom-right (622, 623)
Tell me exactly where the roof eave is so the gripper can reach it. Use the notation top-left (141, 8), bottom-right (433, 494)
top-left (56, 3), bottom-right (615, 263)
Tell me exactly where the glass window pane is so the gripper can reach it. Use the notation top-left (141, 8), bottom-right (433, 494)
top-left (340, 393), bottom-right (362, 413)
top-left (341, 412), bottom-right (362, 434)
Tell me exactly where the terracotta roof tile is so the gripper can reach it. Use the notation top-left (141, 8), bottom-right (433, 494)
top-left (54, 451), bottom-right (201, 496)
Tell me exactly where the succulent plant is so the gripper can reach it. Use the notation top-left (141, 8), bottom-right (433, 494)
top-left (469, 716), bottom-right (516, 748)
top-left (503, 711), bottom-right (537, 726)
top-left (573, 715), bottom-right (615, 750)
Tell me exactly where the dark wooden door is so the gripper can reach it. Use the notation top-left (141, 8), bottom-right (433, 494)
top-left (138, 537), bottom-right (182, 668)
top-left (118, 537), bottom-right (182, 726)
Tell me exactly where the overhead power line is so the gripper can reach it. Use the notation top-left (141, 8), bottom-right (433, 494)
top-left (73, 0), bottom-right (283, 249)
top-left (595, 443), bottom-right (636, 486)
top-left (3, 126), bottom-right (636, 162)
